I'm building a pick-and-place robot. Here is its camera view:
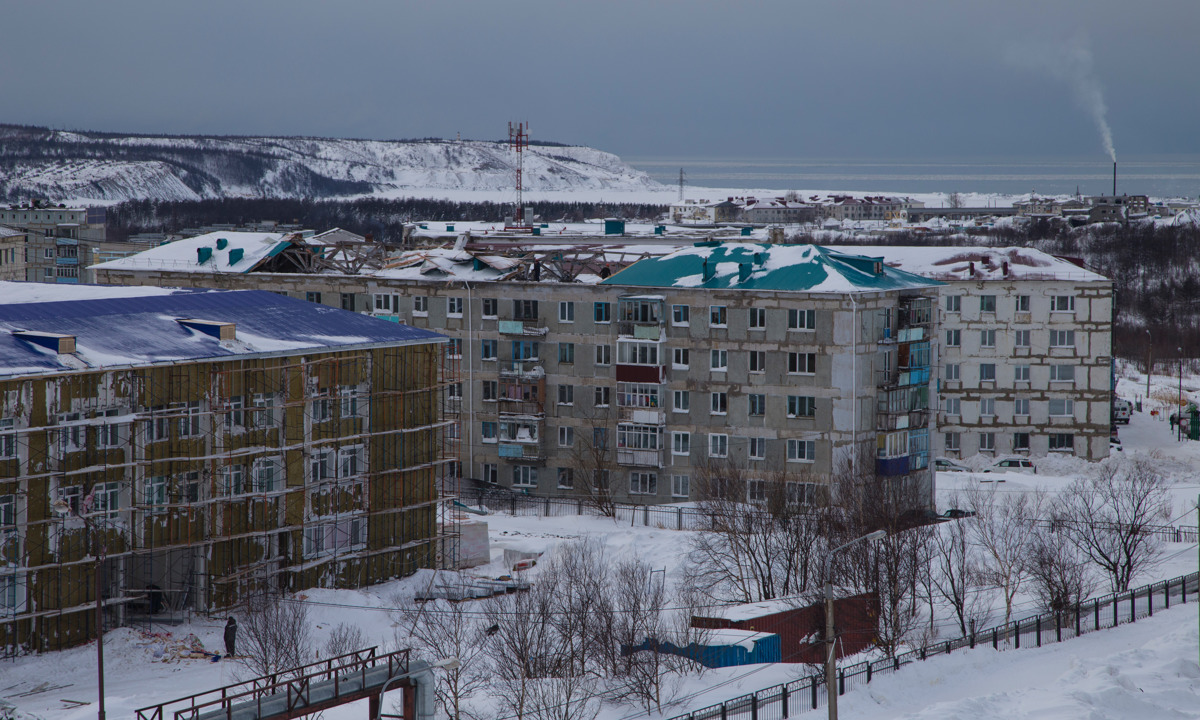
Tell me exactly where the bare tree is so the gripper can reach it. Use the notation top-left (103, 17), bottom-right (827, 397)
top-left (395, 588), bottom-right (493, 720)
top-left (927, 497), bottom-right (990, 638)
top-left (947, 192), bottom-right (965, 209)
top-left (322, 622), bottom-right (367, 659)
top-left (1026, 523), bottom-right (1097, 614)
top-left (567, 407), bottom-right (619, 517)
top-left (1051, 455), bottom-right (1172, 592)
top-left (237, 593), bottom-right (313, 678)
top-left (965, 485), bottom-right (1043, 624)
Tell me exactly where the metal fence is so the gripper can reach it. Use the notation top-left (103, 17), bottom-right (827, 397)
top-left (456, 491), bottom-right (1199, 543)
top-left (664, 571), bottom-right (1200, 720)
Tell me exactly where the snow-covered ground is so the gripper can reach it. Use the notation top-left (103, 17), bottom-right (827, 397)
top-left (3, 363), bottom-right (1199, 720)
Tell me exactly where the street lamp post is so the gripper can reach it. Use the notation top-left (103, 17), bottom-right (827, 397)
top-left (1179, 347), bottom-right (1185, 442)
top-left (52, 498), bottom-right (107, 720)
top-left (376, 656), bottom-right (460, 720)
top-left (823, 529), bottom-right (886, 720)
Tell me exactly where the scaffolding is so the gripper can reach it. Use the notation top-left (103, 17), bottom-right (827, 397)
top-left (0, 340), bottom-right (458, 657)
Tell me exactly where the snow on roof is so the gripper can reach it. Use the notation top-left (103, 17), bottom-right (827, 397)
top-left (696, 597), bottom-right (808, 622)
top-left (0, 287), bottom-right (444, 378)
top-left (850, 246), bottom-right (1109, 283)
top-left (703, 629), bottom-right (777, 650)
top-left (90, 231), bottom-right (297, 274)
top-left (602, 242), bottom-right (943, 293)
top-left (0, 225), bottom-right (24, 238)
top-left (0, 281), bottom-right (197, 305)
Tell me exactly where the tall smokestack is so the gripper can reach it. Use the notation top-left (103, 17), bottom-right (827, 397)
top-left (1113, 161), bottom-right (1117, 197)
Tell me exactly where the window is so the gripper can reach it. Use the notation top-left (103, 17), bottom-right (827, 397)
top-left (945, 397), bottom-right (962, 415)
top-left (594, 302), bottom-right (611, 323)
top-left (374, 293), bottom-right (400, 313)
top-left (558, 385), bottom-right (574, 405)
top-left (616, 425), bottom-right (660, 453)
top-left (1049, 433), bottom-right (1074, 452)
top-left (946, 329), bottom-right (961, 347)
top-left (788, 352), bottom-right (816, 374)
top-left (748, 394), bottom-right (765, 416)
top-left (513, 299), bottom-right (538, 320)
top-left (1016, 295), bottom-right (1031, 313)
top-left (672, 347), bottom-right (689, 368)
top-left (98, 408), bottom-right (121, 447)
top-left (413, 296), bottom-right (428, 315)
top-left (618, 382), bottom-right (659, 408)
top-left (748, 350), bottom-right (766, 373)
top-left (254, 458), bottom-right (280, 491)
top-left (252, 393), bottom-right (274, 426)
top-left (945, 295), bottom-right (962, 312)
top-left (1013, 432), bottom-right (1030, 451)
top-left (481, 421), bottom-right (497, 443)
top-left (673, 390), bottom-right (690, 413)
top-left (92, 481), bottom-right (120, 518)
top-left (310, 449), bottom-right (334, 482)
top-left (788, 308), bottom-right (815, 330)
top-left (980, 398), bottom-right (996, 416)
top-left (629, 471), bottom-right (657, 495)
top-left (1049, 398), bottom-right (1074, 416)
top-left (980, 295), bottom-right (996, 313)
top-left (944, 432), bottom-right (960, 451)
top-left (482, 463), bottom-right (498, 484)
top-left (980, 330), bottom-right (996, 348)
top-left (340, 386), bottom-right (362, 418)
top-left (1049, 365), bottom-right (1076, 382)
top-left (980, 432), bottom-right (995, 451)
top-left (672, 431), bottom-right (690, 455)
top-left (1015, 364), bottom-right (1031, 382)
top-left (593, 428), bottom-right (609, 450)
top-left (747, 479), bottom-right (766, 503)
top-left (178, 402), bottom-right (202, 437)
top-left (340, 293), bottom-right (355, 311)
top-left (708, 434), bottom-right (728, 458)
top-left (558, 301), bottom-right (575, 323)
top-left (617, 340), bottom-right (659, 365)
top-left (748, 437), bottom-right (766, 460)
top-left (749, 307), bottom-right (766, 329)
top-left (1015, 329), bottom-right (1031, 348)
top-left (1050, 330), bottom-right (1075, 347)
top-left (671, 474), bottom-right (690, 498)
top-left (43, 248), bottom-right (54, 259)
top-left (710, 392), bottom-right (728, 415)
top-left (980, 363), bottom-right (996, 382)
top-left (944, 364), bottom-right (960, 381)
top-left (56, 485), bottom-right (81, 515)
top-left (482, 380), bottom-right (498, 401)
top-left (787, 395), bottom-right (816, 418)
top-left (672, 305), bottom-right (690, 326)
top-left (481, 339), bottom-right (498, 360)
top-left (512, 465), bottom-right (538, 487)
top-left (592, 469), bottom-right (610, 490)
top-left (306, 292), bottom-right (323, 305)
top-left (1014, 397), bottom-right (1030, 416)
top-left (145, 476), bottom-right (168, 509)
top-left (557, 468), bottom-right (574, 489)
top-left (447, 338), bottom-right (463, 358)
top-left (482, 298), bottom-right (498, 318)
top-left (1051, 295), bottom-right (1075, 312)
top-left (146, 408), bottom-right (170, 443)
top-left (0, 419), bottom-right (14, 458)
top-left (787, 439), bottom-right (816, 462)
top-left (710, 349), bottom-right (728, 371)
top-left (448, 297), bottom-right (463, 317)
top-left (594, 386), bottom-right (611, 407)
top-left (512, 340), bottom-right (540, 361)
top-left (558, 343), bottom-right (575, 364)
top-left (709, 306), bottom-right (727, 327)
top-left (223, 464), bottom-right (248, 495)
top-left (787, 482), bottom-right (817, 507)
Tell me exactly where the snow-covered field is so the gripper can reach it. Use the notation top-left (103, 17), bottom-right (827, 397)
top-left (3, 363), bottom-right (1198, 720)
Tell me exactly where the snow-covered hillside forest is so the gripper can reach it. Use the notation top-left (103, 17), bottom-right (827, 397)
top-left (0, 124), bottom-right (661, 202)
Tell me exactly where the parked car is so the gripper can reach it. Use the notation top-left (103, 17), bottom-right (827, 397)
top-left (983, 457), bottom-right (1037, 474)
top-left (942, 508), bottom-right (977, 519)
top-left (1111, 398), bottom-right (1132, 425)
top-left (1110, 439), bottom-right (1124, 452)
top-left (934, 457), bottom-right (971, 473)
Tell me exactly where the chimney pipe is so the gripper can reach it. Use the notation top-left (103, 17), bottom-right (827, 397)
top-left (1113, 162), bottom-right (1117, 197)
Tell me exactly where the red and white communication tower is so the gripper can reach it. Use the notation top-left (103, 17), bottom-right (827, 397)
top-left (508, 121), bottom-right (529, 228)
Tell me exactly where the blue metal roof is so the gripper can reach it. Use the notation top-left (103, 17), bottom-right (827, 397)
top-left (0, 289), bottom-right (445, 377)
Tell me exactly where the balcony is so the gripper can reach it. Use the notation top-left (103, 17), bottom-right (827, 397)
top-left (616, 364), bottom-right (665, 384)
top-left (499, 363), bottom-right (545, 380)
top-left (498, 398), bottom-right (544, 417)
top-left (617, 447), bottom-right (662, 468)
top-left (498, 442), bottom-right (543, 461)
top-left (876, 455), bottom-right (910, 477)
top-left (55, 256), bottom-right (78, 265)
top-left (498, 320), bottom-right (548, 336)
top-left (617, 322), bottom-right (662, 340)
top-left (619, 407), bottom-right (665, 424)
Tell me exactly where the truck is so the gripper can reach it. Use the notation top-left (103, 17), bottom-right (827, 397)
top-left (1112, 398), bottom-right (1132, 424)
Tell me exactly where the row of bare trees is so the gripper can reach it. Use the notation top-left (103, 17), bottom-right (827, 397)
top-left (394, 540), bottom-right (704, 720)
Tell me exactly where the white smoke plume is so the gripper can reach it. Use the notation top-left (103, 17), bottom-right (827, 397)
top-left (1006, 35), bottom-right (1116, 162)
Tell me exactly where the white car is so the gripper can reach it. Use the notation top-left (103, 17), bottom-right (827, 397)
top-left (934, 457), bottom-right (971, 473)
top-left (984, 457), bottom-right (1036, 475)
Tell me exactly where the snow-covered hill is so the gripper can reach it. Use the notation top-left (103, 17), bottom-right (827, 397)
top-left (0, 125), bottom-right (663, 203)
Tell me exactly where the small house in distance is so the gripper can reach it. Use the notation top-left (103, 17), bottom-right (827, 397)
top-left (691, 593), bottom-right (880, 663)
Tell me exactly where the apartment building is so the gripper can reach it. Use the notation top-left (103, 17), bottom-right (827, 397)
top-left (0, 284), bottom-right (449, 655)
top-left (94, 236), bottom-right (943, 508)
top-left (0, 226), bottom-right (26, 281)
top-left (859, 246), bottom-right (1113, 461)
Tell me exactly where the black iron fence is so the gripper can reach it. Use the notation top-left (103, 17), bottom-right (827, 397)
top-left (663, 571), bottom-right (1200, 720)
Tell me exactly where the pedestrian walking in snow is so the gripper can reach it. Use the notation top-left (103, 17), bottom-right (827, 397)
top-left (224, 617), bottom-right (237, 658)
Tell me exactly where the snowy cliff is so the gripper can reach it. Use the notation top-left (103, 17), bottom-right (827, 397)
top-left (0, 125), bottom-right (662, 203)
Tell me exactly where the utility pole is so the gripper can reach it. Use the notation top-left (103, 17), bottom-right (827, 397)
top-left (1146, 329), bottom-right (1152, 400)
top-left (823, 530), bottom-right (886, 720)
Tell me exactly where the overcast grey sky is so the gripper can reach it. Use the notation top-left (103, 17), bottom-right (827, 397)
top-left (3, 0), bottom-right (1197, 161)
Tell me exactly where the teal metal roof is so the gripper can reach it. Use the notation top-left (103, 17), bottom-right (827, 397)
top-left (601, 243), bottom-right (943, 293)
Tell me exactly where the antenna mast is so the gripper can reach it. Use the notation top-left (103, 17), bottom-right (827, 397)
top-left (508, 121), bottom-right (529, 227)
top-left (678, 168), bottom-right (686, 201)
